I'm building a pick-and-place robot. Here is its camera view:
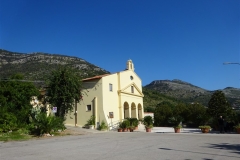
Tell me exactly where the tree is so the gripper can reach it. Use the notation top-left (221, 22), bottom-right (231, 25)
top-left (173, 103), bottom-right (190, 123)
top-left (207, 90), bottom-right (232, 118)
top-left (187, 103), bottom-right (209, 126)
top-left (0, 74), bottom-right (39, 129)
top-left (144, 106), bottom-right (155, 112)
top-left (154, 101), bottom-right (173, 126)
top-left (46, 66), bottom-right (82, 118)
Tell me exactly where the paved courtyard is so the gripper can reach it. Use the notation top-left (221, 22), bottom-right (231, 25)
top-left (0, 128), bottom-right (240, 160)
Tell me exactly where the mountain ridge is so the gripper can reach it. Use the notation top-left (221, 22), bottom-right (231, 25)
top-left (144, 79), bottom-right (240, 108)
top-left (0, 49), bottom-right (109, 82)
top-left (1, 48), bottom-right (239, 108)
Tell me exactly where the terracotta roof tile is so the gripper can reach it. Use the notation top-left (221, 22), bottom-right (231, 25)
top-left (82, 74), bottom-right (110, 81)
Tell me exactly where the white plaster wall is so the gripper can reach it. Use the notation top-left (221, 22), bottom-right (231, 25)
top-left (119, 70), bottom-right (144, 120)
top-left (101, 73), bottom-right (120, 126)
top-left (144, 112), bottom-right (154, 118)
top-left (65, 111), bottom-right (75, 126)
top-left (119, 70), bottom-right (142, 92)
top-left (79, 79), bottom-right (103, 127)
top-left (65, 79), bottom-right (104, 127)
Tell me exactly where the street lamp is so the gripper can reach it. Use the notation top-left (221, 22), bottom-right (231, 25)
top-left (223, 62), bottom-right (240, 65)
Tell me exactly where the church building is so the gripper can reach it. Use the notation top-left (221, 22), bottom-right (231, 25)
top-left (65, 60), bottom-right (144, 128)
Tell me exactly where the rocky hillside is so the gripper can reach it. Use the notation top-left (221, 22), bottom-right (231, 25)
top-left (0, 49), bottom-right (109, 83)
top-left (144, 79), bottom-right (240, 108)
top-left (1, 49), bottom-right (239, 109)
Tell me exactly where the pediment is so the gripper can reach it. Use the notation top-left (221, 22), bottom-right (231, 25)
top-left (118, 82), bottom-right (144, 97)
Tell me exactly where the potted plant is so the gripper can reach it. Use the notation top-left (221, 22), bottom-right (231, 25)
top-left (87, 115), bottom-right (95, 129)
top-left (168, 116), bottom-right (183, 133)
top-left (117, 122), bottom-right (123, 132)
top-left (234, 124), bottom-right (240, 134)
top-left (143, 116), bottom-right (153, 132)
top-left (133, 118), bottom-right (139, 130)
top-left (173, 125), bottom-right (182, 133)
top-left (122, 119), bottom-right (130, 132)
top-left (129, 125), bottom-right (135, 132)
top-left (127, 118), bottom-right (139, 130)
top-left (199, 125), bottom-right (211, 133)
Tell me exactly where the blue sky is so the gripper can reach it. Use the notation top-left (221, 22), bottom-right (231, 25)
top-left (0, 0), bottom-right (239, 90)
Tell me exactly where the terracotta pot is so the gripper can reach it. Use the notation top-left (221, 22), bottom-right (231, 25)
top-left (236, 128), bottom-right (240, 134)
top-left (130, 129), bottom-right (134, 132)
top-left (201, 128), bottom-right (210, 133)
top-left (146, 127), bottom-right (151, 132)
top-left (174, 128), bottom-right (180, 133)
top-left (134, 126), bottom-right (138, 130)
top-left (123, 128), bottom-right (127, 132)
top-left (118, 128), bottom-right (122, 132)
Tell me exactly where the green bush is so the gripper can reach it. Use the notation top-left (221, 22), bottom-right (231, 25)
top-left (30, 113), bottom-right (65, 135)
top-left (0, 112), bottom-right (17, 132)
top-left (87, 115), bottom-right (95, 126)
top-left (126, 118), bottom-right (139, 127)
top-left (173, 125), bottom-right (182, 129)
top-left (98, 120), bottom-right (108, 131)
top-left (143, 116), bottom-right (153, 128)
top-left (168, 116), bottom-right (183, 128)
top-left (29, 105), bottom-right (42, 121)
top-left (199, 125), bottom-right (211, 129)
top-left (234, 124), bottom-right (240, 129)
top-left (16, 128), bottom-right (30, 135)
top-left (118, 122), bottom-right (123, 129)
top-left (122, 119), bottom-right (130, 129)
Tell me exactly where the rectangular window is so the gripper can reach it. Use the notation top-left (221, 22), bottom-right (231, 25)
top-left (109, 83), bottom-right (113, 91)
top-left (86, 105), bottom-right (91, 111)
top-left (131, 86), bottom-right (134, 93)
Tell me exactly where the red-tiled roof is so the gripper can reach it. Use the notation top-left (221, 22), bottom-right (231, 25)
top-left (82, 74), bottom-right (110, 81)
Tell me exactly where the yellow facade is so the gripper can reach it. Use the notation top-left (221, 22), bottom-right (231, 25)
top-left (65, 60), bottom-right (144, 129)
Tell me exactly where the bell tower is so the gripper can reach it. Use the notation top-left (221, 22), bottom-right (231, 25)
top-left (126, 59), bottom-right (134, 71)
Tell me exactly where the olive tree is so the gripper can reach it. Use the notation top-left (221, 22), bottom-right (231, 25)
top-left (46, 66), bottom-right (82, 118)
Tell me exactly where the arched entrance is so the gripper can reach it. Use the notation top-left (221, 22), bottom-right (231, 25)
top-left (123, 102), bottom-right (130, 119)
top-left (138, 104), bottom-right (143, 119)
top-left (131, 102), bottom-right (137, 118)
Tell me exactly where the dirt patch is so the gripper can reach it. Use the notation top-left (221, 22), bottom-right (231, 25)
top-left (56, 128), bottom-right (88, 136)
top-left (31, 128), bottom-right (89, 140)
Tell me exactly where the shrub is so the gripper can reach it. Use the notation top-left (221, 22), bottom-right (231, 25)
top-left (234, 124), bottom-right (240, 129)
top-left (122, 119), bottom-right (130, 129)
top-left (98, 120), bottom-right (108, 131)
top-left (199, 125), bottom-right (211, 129)
top-left (0, 112), bottom-right (17, 132)
top-left (173, 125), bottom-right (182, 129)
top-left (168, 116), bottom-right (183, 128)
top-left (87, 115), bottom-right (95, 126)
top-left (126, 118), bottom-right (139, 127)
top-left (30, 113), bottom-right (65, 135)
top-left (16, 128), bottom-right (30, 135)
top-left (118, 122), bottom-right (123, 129)
top-left (143, 116), bottom-right (153, 128)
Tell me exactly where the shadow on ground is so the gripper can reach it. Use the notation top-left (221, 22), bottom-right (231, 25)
top-left (159, 145), bottom-right (240, 159)
top-left (206, 143), bottom-right (240, 155)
